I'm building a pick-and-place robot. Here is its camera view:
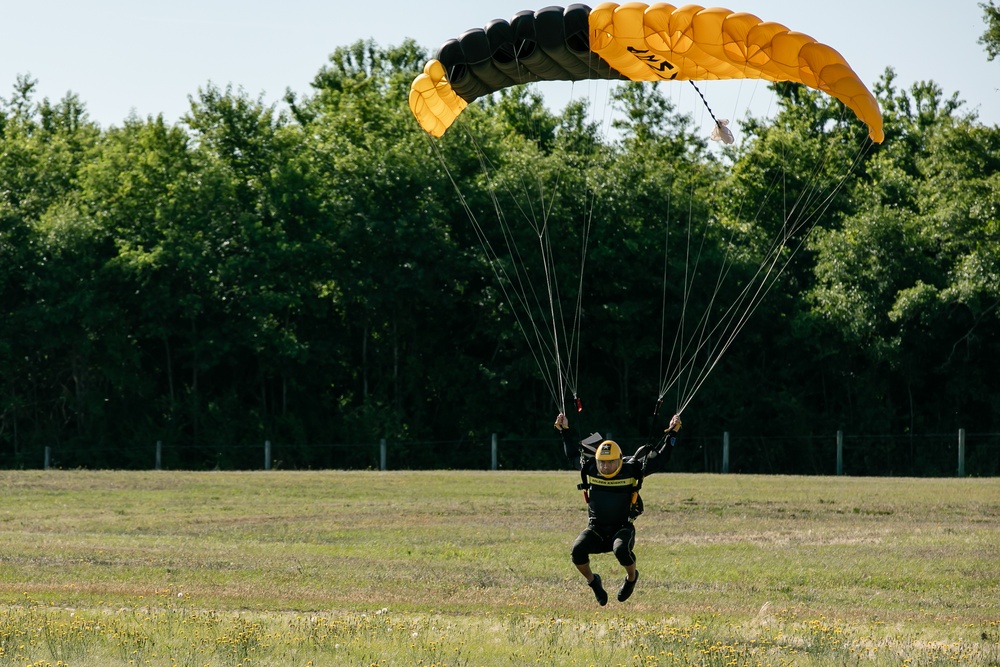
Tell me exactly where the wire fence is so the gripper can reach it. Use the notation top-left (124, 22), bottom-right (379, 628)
top-left (7, 430), bottom-right (999, 477)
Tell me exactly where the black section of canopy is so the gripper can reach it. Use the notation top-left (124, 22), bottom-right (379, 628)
top-left (435, 5), bottom-right (627, 103)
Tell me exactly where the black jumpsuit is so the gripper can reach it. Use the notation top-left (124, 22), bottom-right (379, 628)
top-left (560, 427), bottom-right (677, 567)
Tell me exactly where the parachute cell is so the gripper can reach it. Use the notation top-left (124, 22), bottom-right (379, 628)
top-left (409, 2), bottom-right (884, 143)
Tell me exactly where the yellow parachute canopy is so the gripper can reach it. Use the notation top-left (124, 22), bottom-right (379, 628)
top-left (409, 3), bottom-right (883, 143)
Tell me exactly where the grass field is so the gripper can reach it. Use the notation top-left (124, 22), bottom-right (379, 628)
top-left (0, 470), bottom-right (997, 666)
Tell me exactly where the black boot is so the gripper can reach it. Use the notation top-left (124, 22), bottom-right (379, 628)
top-left (617, 570), bottom-right (638, 602)
top-left (588, 573), bottom-right (608, 606)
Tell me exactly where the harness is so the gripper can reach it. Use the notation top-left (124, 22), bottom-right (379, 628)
top-left (577, 458), bottom-right (645, 520)
top-left (566, 420), bottom-right (678, 523)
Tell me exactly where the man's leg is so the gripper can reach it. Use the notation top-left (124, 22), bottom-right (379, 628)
top-left (613, 526), bottom-right (639, 602)
top-left (572, 528), bottom-right (609, 606)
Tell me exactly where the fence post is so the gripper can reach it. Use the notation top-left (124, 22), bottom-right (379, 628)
top-left (155, 441), bottom-right (162, 471)
top-left (957, 428), bottom-right (966, 477)
top-left (380, 439), bottom-right (387, 471)
top-left (836, 430), bottom-right (844, 476)
top-left (44, 446), bottom-right (51, 471)
top-left (722, 432), bottom-right (730, 473)
top-left (264, 440), bottom-right (272, 471)
top-left (491, 433), bottom-right (498, 471)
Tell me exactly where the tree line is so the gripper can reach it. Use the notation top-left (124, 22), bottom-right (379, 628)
top-left (0, 36), bottom-right (997, 474)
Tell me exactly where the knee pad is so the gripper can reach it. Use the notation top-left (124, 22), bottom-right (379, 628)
top-left (612, 534), bottom-right (635, 567)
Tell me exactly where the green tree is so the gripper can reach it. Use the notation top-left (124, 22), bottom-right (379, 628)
top-left (182, 85), bottom-right (314, 452)
top-left (980, 1), bottom-right (1000, 60)
top-left (573, 83), bottom-right (725, 429)
top-left (665, 78), bottom-right (891, 471)
top-left (296, 39), bottom-right (506, 447)
top-left (0, 78), bottom-right (104, 465)
top-left (809, 72), bottom-right (1000, 446)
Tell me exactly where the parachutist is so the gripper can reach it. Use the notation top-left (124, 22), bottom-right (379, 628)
top-left (554, 411), bottom-right (681, 604)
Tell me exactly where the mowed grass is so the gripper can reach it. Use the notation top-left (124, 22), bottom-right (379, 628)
top-left (0, 470), bottom-right (997, 666)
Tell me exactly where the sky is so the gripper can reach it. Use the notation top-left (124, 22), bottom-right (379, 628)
top-left (1, 0), bottom-right (997, 133)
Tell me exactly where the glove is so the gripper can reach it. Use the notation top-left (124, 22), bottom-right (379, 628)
top-left (666, 415), bottom-right (682, 433)
top-left (554, 413), bottom-right (568, 431)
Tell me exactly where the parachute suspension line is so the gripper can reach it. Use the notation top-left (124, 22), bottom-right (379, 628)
top-left (675, 162), bottom-right (855, 415)
top-left (424, 130), bottom-right (565, 410)
top-left (489, 62), bottom-right (592, 410)
top-left (651, 87), bottom-right (748, 411)
top-left (485, 139), bottom-right (574, 407)
top-left (672, 181), bottom-right (704, 405)
top-left (678, 176), bottom-right (757, 408)
top-left (493, 67), bottom-right (609, 412)
top-left (652, 86), bottom-right (880, 414)
top-left (655, 177), bottom-right (698, 415)
top-left (523, 123), bottom-right (596, 410)
top-left (670, 137), bottom-right (823, 412)
top-left (512, 124), bottom-right (569, 403)
top-left (427, 105), bottom-right (600, 413)
top-left (670, 199), bottom-right (803, 413)
top-left (664, 121), bottom-right (879, 415)
top-left (656, 163), bottom-right (736, 411)
top-left (667, 194), bottom-right (740, 410)
top-left (657, 173), bottom-right (674, 400)
top-left (653, 82), bottom-right (768, 414)
top-left (566, 177), bottom-right (599, 412)
top-left (538, 211), bottom-right (569, 407)
top-left (652, 160), bottom-right (713, 412)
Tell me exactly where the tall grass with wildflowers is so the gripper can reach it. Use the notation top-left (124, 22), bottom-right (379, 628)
top-left (0, 470), bottom-right (997, 666)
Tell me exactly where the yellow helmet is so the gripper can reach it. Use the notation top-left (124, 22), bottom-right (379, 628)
top-left (595, 440), bottom-right (623, 478)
